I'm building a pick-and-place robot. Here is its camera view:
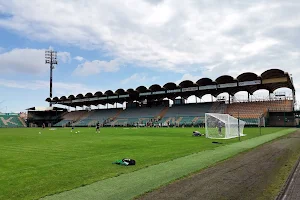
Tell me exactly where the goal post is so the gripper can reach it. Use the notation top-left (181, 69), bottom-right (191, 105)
top-left (205, 113), bottom-right (246, 139)
top-left (258, 114), bottom-right (265, 127)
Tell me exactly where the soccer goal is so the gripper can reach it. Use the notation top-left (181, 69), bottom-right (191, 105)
top-left (205, 113), bottom-right (246, 139)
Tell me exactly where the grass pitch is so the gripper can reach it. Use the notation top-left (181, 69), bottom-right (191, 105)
top-left (0, 127), bottom-right (286, 200)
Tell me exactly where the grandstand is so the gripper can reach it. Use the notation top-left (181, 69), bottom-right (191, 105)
top-left (108, 106), bottom-right (165, 126)
top-left (226, 99), bottom-right (294, 125)
top-left (35, 98), bottom-right (295, 128)
top-left (74, 109), bottom-right (121, 127)
top-left (41, 69), bottom-right (296, 128)
top-left (27, 107), bottom-right (66, 127)
top-left (158, 103), bottom-right (214, 126)
top-left (54, 110), bottom-right (88, 127)
top-left (1, 69), bottom-right (295, 128)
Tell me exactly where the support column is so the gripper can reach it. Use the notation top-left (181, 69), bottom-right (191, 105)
top-left (293, 89), bottom-right (296, 110)
top-left (229, 94), bottom-right (231, 104)
top-left (248, 92), bottom-right (250, 102)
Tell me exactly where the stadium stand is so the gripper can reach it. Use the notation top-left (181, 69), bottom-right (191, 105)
top-left (0, 114), bottom-right (26, 128)
top-left (42, 69), bottom-right (297, 128)
top-left (118, 107), bottom-right (164, 118)
top-left (226, 100), bottom-right (293, 125)
top-left (51, 100), bottom-right (294, 127)
top-left (54, 111), bottom-right (88, 127)
top-left (74, 109), bottom-right (121, 127)
top-left (27, 111), bottom-right (61, 123)
top-left (107, 106), bottom-right (164, 126)
top-left (209, 101), bottom-right (227, 114)
top-left (158, 103), bottom-right (214, 126)
top-left (26, 107), bottom-right (67, 127)
top-left (3, 69), bottom-right (296, 128)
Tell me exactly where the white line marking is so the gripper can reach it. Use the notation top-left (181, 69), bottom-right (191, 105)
top-left (282, 194), bottom-right (287, 200)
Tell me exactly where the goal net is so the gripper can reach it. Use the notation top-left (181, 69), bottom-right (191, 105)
top-left (205, 113), bottom-right (246, 139)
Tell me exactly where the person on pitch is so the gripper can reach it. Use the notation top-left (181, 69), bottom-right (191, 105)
top-left (218, 120), bottom-right (223, 136)
top-left (96, 122), bottom-right (100, 133)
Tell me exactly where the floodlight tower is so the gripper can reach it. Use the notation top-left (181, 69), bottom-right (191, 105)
top-left (45, 50), bottom-right (58, 107)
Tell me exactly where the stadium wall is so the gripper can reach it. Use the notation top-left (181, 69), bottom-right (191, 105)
top-left (0, 113), bottom-right (26, 128)
top-left (267, 111), bottom-right (296, 127)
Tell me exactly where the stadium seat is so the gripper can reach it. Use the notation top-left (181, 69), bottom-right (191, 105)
top-left (226, 100), bottom-right (293, 125)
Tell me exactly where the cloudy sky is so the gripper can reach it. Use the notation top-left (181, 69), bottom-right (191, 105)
top-left (0, 0), bottom-right (299, 112)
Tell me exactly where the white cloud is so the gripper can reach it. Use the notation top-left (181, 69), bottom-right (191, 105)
top-left (73, 59), bottom-right (120, 76)
top-left (0, 48), bottom-right (47, 74)
top-left (121, 73), bottom-right (157, 85)
top-left (52, 81), bottom-right (99, 96)
top-left (0, 1), bottom-right (299, 74)
top-left (0, 1), bottom-right (297, 75)
top-left (0, 48), bottom-right (71, 74)
top-left (122, 73), bottom-right (143, 84)
top-left (143, 4), bottom-right (174, 26)
top-left (176, 73), bottom-right (202, 84)
top-left (0, 79), bottom-right (46, 90)
top-left (74, 56), bottom-right (84, 62)
top-left (240, 38), bottom-right (279, 56)
top-left (0, 1), bottom-right (300, 100)
top-left (57, 52), bottom-right (71, 63)
top-left (0, 78), bottom-right (99, 97)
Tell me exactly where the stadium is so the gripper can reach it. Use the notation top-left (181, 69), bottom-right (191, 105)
top-left (26, 68), bottom-right (297, 129)
top-left (1, 67), bottom-right (300, 200)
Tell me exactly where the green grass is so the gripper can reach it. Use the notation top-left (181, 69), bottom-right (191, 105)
top-left (0, 127), bottom-right (287, 200)
top-left (43, 129), bottom-right (296, 200)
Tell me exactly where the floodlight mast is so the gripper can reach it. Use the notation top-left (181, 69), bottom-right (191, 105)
top-left (45, 50), bottom-right (58, 107)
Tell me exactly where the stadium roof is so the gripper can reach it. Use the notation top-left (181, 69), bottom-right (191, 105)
top-left (47, 69), bottom-right (295, 107)
top-left (26, 107), bottom-right (67, 111)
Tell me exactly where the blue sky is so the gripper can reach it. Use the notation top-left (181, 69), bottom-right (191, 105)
top-left (0, 0), bottom-right (300, 112)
